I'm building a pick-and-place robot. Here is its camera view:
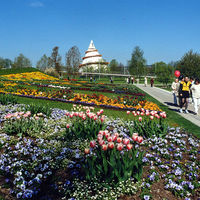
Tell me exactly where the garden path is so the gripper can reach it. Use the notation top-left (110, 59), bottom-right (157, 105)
top-left (136, 84), bottom-right (200, 128)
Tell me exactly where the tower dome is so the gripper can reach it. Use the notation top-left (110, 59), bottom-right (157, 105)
top-left (79, 40), bottom-right (108, 72)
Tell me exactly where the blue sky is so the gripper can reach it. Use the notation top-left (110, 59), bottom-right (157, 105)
top-left (0, 0), bottom-right (200, 66)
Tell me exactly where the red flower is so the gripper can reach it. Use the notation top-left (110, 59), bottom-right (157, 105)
top-left (137, 136), bottom-right (143, 143)
top-left (117, 137), bottom-right (122, 143)
top-left (66, 124), bottom-right (70, 128)
top-left (90, 140), bottom-right (96, 148)
top-left (107, 136), bottom-right (113, 142)
top-left (127, 144), bottom-right (133, 150)
top-left (102, 144), bottom-right (108, 151)
top-left (123, 138), bottom-right (130, 145)
top-left (108, 142), bottom-right (114, 149)
top-left (117, 143), bottom-right (123, 151)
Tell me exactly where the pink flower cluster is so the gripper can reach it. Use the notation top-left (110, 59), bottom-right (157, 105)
top-left (4, 111), bottom-right (31, 120)
top-left (126, 109), bottom-right (167, 121)
top-left (85, 130), bottom-right (143, 154)
top-left (65, 109), bottom-right (105, 122)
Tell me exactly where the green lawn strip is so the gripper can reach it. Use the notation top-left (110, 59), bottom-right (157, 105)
top-left (136, 86), bottom-right (200, 138)
top-left (15, 96), bottom-right (136, 121)
top-left (0, 67), bottom-right (39, 76)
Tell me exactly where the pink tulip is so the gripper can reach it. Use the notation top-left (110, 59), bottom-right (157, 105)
top-left (141, 112), bottom-right (144, 116)
top-left (65, 112), bottom-right (70, 116)
top-left (97, 111), bottom-right (100, 116)
top-left (117, 137), bottom-right (122, 143)
top-left (112, 135), bottom-right (117, 142)
top-left (127, 144), bottom-right (133, 150)
top-left (132, 135), bottom-right (138, 142)
top-left (127, 111), bottom-right (130, 115)
top-left (137, 111), bottom-right (140, 115)
top-left (139, 117), bottom-right (142, 122)
top-left (99, 109), bottom-right (104, 114)
top-left (132, 111), bottom-right (135, 115)
top-left (66, 124), bottom-right (70, 128)
top-left (105, 133), bottom-right (110, 138)
top-left (123, 138), bottom-right (130, 145)
top-left (69, 114), bottom-right (73, 118)
top-left (84, 148), bottom-right (90, 154)
top-left (117, 143), bottom-right (123, 151)
top-left (114, 132), bottom-right (119, 137)
top-left (107, 136), bottom-right (113, 142)
top-left (23, 114), bottom-right (29, 118)
top-left (99, 139), bottom-right (105, 146)
top-left (150, 116), bottom-right (154, 120)
top-left (137, 136), bottom-right (143, 143)
top-left (90, 141), bottom-right (96, 148)
top-left (93, 116), bottom-right (98, 121)
top-left (108, 142), bottom-right (114, 149)
top-left (146, 112), bottom-right (150, 116)
top-left (102, 144), bottom-right (108, 151)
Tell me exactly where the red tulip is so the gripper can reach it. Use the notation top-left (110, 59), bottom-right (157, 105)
top-left (132, 135), bottom-right (138, 142)
top-left (84, 148), bottom-right (90, 154)
top-left (117, 143), bottom-right (123, 151)
top-left (139, 117), bottom-right (142, 122)
top-left (99, 139), bottom-right (105, 146)
top-left (112, 135), bottom-right (117, 142)
top-left (117, 137), bottom-right (122, 143)
top-left (127, 111), bottom-right (130, 115)
top-left (127, 144), bottom-right (133, 150)
top-left (66, 124), bottom-right (70, 128)
top-left (65, 112), bottom-right (70, 116)
top-left (90, 141), bottom-right (96, 148)
top-left (102, 144), bottom-right (108, 151)
top-left (137, 136), bottom-right (143, 143)
top-left (107, 136), bottom-right (113, 142)
top-left (123, 138), bottom-right (130, 145)
top-left (108, 142), bottom-right (114, 149)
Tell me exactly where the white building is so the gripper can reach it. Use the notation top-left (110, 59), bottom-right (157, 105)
top-left (79, 40), bottom-right (108, 72)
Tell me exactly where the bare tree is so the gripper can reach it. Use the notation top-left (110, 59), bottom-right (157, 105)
top-left (49, 46), bottom-right (62, 75)
top-left (65, 46), bottom-right (81, 76)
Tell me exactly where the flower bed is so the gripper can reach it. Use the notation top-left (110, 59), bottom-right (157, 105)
top-left (0, 103), bottom-right (199, 200)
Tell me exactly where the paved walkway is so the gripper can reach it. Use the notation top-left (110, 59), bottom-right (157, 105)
top-left (136, 84), bottom-right (200, 128)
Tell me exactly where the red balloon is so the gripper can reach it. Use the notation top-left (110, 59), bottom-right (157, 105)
top-left (174, 70), bottom-right (180, 77)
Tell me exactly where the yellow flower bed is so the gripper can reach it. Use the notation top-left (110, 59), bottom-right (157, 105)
top-left (0, 72), bottom-right (58, 81)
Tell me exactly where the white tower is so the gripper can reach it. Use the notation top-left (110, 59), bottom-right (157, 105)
top-left (79, 40), bottom-right (108, 72)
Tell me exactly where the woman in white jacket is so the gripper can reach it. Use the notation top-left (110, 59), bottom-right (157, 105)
top-left (171, 78), bottom-right (179, 105)
top-left (191, 78), bottom-right (200, 115)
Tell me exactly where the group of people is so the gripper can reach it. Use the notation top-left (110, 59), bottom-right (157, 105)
top-left (171, 76), bottom-right (200, 115)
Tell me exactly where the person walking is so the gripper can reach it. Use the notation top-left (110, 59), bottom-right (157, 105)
top-left (179, 76), bottom-right (191, 113)
top-left (144, 76), bottom-right (147, 87)
top-left (171, 78), bottom-right (180, 106)
top-left (190, 77), bottom-right (195, 104)
top-left (191, 78), bottom-right (200, 115)
top-left (150, 78), bottom-right (154, 87)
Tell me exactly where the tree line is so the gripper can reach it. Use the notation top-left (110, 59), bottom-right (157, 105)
top-left (1, 45), bottom-right (200, 84)
top-left (0, 46), bottom-right (81, 77)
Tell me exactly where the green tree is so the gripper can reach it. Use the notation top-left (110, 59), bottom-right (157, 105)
top-left (128, 46), bottom-right (146, 77)
top-left (154, 62), bottom-right (173, 85)
top-left (36, 54), bottom-right (49, 71)
top-left (65, 46), bottom-right (81, 75)
top-left (177, 50), bottom-right (200, 78)
top-left (49, 46), bottom-right (62, 75)
top-left (12, 54), bottom-right (32, 68)
top-left (109, 59), bottom-right (119, 72)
